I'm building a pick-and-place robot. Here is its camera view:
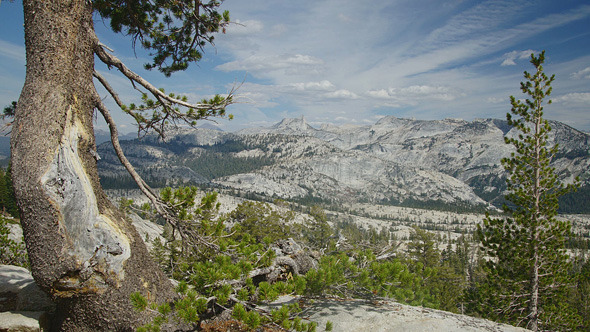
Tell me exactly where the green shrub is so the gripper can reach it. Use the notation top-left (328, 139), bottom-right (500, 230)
top-left (0, 216), bottom-right (28, 268)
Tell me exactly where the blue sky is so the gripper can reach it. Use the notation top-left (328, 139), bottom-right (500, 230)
top-left (1, 0), bottom-right (589, 133)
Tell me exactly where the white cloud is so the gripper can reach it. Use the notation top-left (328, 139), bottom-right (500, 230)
top-left (227, 20), bottom-right (264, 35)
top-left (268, 24), bottom-right (288, 37)
top-left (572, 67), bottom-right (590, 80)
top-left (367, 89), bottom-right (390, 99)
top-left (366, 85), bottom-right (462, 105)
top-left (325, 89), bottom-right (358, 99)
top-left (216, 54), bottom-right (324, 77)
top-left (486, 97), bottom-right (505, 104)
top-left (232, 82), bottom-right (282, 108)
top-left (421, 0), bottom-right (525, 51)
top-left (0, 40), bottom-right (25, 64)
top-left (553, 92), bottom-right (590, 104)
top-left (285, 54), bottom-right (323, 66)
top-left (205, 1), bottom-right (590, 131)
top-left (290, 80), bottom-right (335, 91)
top-left (501, 49), bottom-right (537, 66)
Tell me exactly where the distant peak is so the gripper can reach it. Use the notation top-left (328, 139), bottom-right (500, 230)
top-left (276, 116), bottom-right (306, 124)
top-left (374, 116), bottom-right (407, 127)
top-left (198, 122), bottom-right (224, 131)
top-left (272, 116), bottom-right (314, 133)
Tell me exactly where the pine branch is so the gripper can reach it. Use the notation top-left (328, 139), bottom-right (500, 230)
top-left (93, 92), bottom-right (220, 254)
top-left (93, 39), bottom-right (237, 139)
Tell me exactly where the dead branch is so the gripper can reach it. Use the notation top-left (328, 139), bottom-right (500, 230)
top-left (93, 92), bottom-right (220, 254)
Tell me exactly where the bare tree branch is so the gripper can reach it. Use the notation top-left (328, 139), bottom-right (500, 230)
top-left (93, 93), bottom-right (222, 254)
top-left (94, 43), bottom-right (234, 111)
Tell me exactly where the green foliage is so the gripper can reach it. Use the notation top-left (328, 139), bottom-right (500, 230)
top-left (0, 167), bottom-right (23, 266)
top-left (405, 227), bottom-right (469, 313)
top-left (229, 201), bottom-right (294, 243)
top-left (0, 216), bottom-right (28, 268)
top-left (139, 187), bottom-right (312, 329)
top-left (558, 183), bottom-right (590, 213)
top-left (298, 205), bottom-right (333, 249)
top-left (98, 138), bottom-right (274, 189)
top-left (135, 185), bottom-right (583, 331)
top-left (2, 101), bottom-right (16, 119)
top-left (572, 257), bottom-right (590, 330)
top-left (117, 197), bottom-right (134, 214)
top-left (130, 291), bottom-right (149, 312)
top-left (181, 152), bottom-right (273, 180)
top-left (407, 227), bottom-right (440, 269)
top-left (174, 288), bottom-right (208, 324)
top-left (301, 249), bottom-right (445, 308)
top-left (476, 51), bottom-right (580, 331)
top-left (0, 167), bottom-right (18, 218)
top-left (231, 302), bottom-right (247, 321)
top-left (242, 310), bottom-right (261, 330)
top-left (381, 196), bottom-right (489, 214)
top-left (332, 218), bottom-right (391, 250)
top-left (131, 183), bottom-right (590, 331)
top-left (92, 0), bottom-right (234, 139)
top-left (120, 90), bottom-right (232, 138)
top-left (93, 0), bottom-right (230, 76)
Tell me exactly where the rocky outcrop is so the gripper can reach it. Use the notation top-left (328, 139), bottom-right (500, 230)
top-left (0, 311), bottom-right (50, 332)
top-left (0, 265), bottom-right (55, 331)
top-left (129, 213), bottom-right (165, 251)
top-left (266, 296), bottom-right (529, 332)
top-left (217, 148), bottom-right (489, 206)
top-left (0, 265), bottom-right (54, 313)
top-left (95, 116), bottom-right (590, 211)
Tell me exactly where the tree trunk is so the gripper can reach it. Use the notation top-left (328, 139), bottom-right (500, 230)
top-left (11, 0), bottom-right (175, 330)
top-left (528, 100), bottom-right (542, 332)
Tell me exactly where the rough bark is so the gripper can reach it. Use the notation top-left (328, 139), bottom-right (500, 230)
top-left (11, 1), bottom-right (175, 330)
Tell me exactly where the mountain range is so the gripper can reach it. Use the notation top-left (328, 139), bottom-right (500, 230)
top-left (95, 116), bottom-right (590, 213)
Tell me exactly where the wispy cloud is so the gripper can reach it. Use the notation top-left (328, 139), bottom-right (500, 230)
top-left (216, 54), bottom-right (324, 77)
top-left (418, 0), bottom-right (529, 54)
top-left (553, 92), bottom-right (590, 105)
top-left (325, 89), bottom-right (358, 100)
top-left (0, 40), bottom-right (25, 64)
top-left (0, 39), bottom-right (26, 112)
top-left (486, 97), bottom-right (505, 104)
top-left (501, 50), bottom-right (537, 66)
top-left (367, 85), bottom-right (463, 106)
top-left (289, 80), bottom-right (335, 91)
top-left (84, 0), bottom-right (590, 131)
top-left (227, 20), bottom-right (264, 35)
top-left (572, 67), bottom-right (590, 80)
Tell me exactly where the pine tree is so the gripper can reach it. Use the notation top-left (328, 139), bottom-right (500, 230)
top-left (476, 51), bottom-right (580, 331)
top-left (0, 167), bottom-right (18, 218)
top-left (12, 1), bottom-right (232, 329)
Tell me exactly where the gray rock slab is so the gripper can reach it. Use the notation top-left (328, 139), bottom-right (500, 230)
top-left (0, 311), bottom-right (49, 332)
top-left (0, 265), bottom-right (54, 312)
top-left (129, 213), bottom-right (164, 250)
top-left (267, 297), bottom-right (529, 332)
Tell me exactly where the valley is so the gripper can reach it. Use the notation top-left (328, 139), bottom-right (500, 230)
top-left (97, 115), bottom-right (590, 214)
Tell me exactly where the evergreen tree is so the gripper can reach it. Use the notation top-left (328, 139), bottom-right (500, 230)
top-left (301, 205), bottom-right (333, 250)
top-left (476, 51), bottom-right (579, 331)
top-left (407, 226), bottom-right (440, 270)
top-left (573, 257), bottom-right (590, 330)
top-left (2, 101), bottom-right (16, 119)
top-left (12, 0), bottom-right (232, 329)
top-left (228, 201), bottom-right (294, 243)
top-left (0, 167), bottom-right (18, 218)
top-left (406, 227), bottom-right (468, 313)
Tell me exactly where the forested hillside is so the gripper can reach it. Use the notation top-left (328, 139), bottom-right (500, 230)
top-left (95, 116), bottom-right (590, 213)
